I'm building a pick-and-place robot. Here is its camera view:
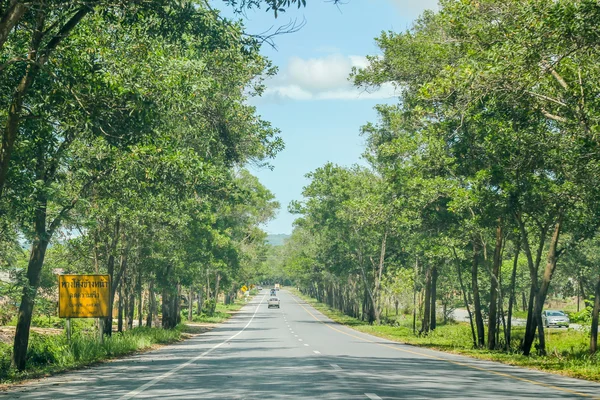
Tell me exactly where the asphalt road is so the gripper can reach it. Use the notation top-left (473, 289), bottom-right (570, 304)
top-left (2, 290), bottom-right (600, 399)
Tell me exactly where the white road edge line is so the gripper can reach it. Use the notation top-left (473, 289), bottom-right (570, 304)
top-left (118, 294), bottom-right (266, 400)
top-left (365, 394), bottom-right (382, 400)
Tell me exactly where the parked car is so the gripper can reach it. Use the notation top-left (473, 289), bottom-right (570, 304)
top-left (542, 310), bottom-right (570, 328)
top-left (268, 297), bottom-right (280, 309)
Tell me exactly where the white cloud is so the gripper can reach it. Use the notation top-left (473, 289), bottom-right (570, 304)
top-left (264, 54), bottom-right (397, 101)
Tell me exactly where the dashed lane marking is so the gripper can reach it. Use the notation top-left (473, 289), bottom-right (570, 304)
top-left (119, 294), bottom-right (266, 400)
top-left (291, 295), bottom-right (598, 399)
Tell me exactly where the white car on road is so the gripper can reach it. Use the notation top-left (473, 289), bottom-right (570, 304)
top-left (268, 297), bottom-right (280, 309)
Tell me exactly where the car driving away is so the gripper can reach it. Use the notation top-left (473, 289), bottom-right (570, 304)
top-left (268, 297), bottom-right (280, 309)
top-left (542, 310), bottom-right (570, 328)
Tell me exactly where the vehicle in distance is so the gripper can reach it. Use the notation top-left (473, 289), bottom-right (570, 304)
top-left (268, 297), bottom-right (280, 308)
top-left (275, 283), bottom-right (280, 291)
top-left (542, 310), bottom-right (570, 328)
top-left (270, 289), bottom-right (276, 296)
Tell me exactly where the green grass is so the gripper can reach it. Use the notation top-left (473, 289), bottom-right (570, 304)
top-left (0, 325), bottom-right (183, 384)
top-left (190, 301), bottom-right (246, 324)
top-left (292, 290), bottom-right (599, 382)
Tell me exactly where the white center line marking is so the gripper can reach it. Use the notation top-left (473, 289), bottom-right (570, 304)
top-left (330, 364), bottom-right (342, 371)
top-left (304, 344), bottom-right (309, 347)
top-left (119, 295), bottom-right (266, 400)
top-left (313, 350), bottom-right (321, 354)
top-left (294, 334), bottom-right (298, 337)
top-left (365, 394), bottom-right (381, 400)
top-left (299, 339), bottom-right (303, 342)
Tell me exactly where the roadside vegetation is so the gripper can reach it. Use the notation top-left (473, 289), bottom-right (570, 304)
top-left (0, 300), bottom-right (244, 384)
top-left (0, 0), bottom-right (305, 375)
top-left (0, 326), bottom-right (183, 384)
top-left (276, 0), bottom-right (600, 367)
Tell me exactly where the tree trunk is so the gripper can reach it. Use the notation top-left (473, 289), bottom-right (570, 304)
top-left (146, 280), bottom-right (155, 328)
top-left (488, 221), bottom-right (503, 350)
top-left (188, 288), bottom-right (194, 321)
top-left (506, 241), bottom-right (520, 351)
top-left (117, 284), bottom-right (124, 333)
top-left (137, 279), bottom-right (143, 329)
top-left (413, 256), bottom-right (418, 334)
top-left (213, 272), bottom-right (221, 314)
top-left (472, 241), bottom-right (485, 347)
top-left (103, 218), bottom-right (120, 336)
top-left (11, 216), bottom-right (50, 370)
top-left (0, 1), bottom-right (27, 53)
top-left (373, 230), bottom-right (388, 325)
top-left (515, 211), bottom-right (547, 355)
top-left (196, 287), bottom-right (203, 316)
top-left (453, 248), bottom-right (477, 348)
top-left (421, 266), bottom-right (432, 334)
top-left (161, 285), bottom-right (171, 329)
top-left (590, 274), bottom-right (600, 354)
top-left (528, 218), bottom-right (562, 356)
top-left (175, 283), bottom-right (181, 325)
top-left (430, 264), bottom-right (437, 331)
top-left (127, 276), bottom-right (135, 330)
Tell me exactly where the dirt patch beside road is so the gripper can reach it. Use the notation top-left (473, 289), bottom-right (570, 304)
top-left (181, 323), bottom-right (217, 338)
top-left (0, 326), bottom-right (63, 345)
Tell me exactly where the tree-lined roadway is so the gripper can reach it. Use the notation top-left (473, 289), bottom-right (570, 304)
top-left (3, 291), bottom-right (600, 399)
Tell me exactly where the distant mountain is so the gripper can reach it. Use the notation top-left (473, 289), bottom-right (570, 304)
top-left (266, 234), bottom-right (290, 246)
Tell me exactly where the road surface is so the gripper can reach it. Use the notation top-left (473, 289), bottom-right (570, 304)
top-left (2, 290), bottom-right (599, 399)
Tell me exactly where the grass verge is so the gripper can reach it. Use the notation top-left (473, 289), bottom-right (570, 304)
top-left (0, 297), bottom-right (249, 386)
top-left (190, 301), bottom-right (247, 324)
top-left (0, 325), bottom-right (183, 385)
top-left (291, 289), bottom-right (599, 382)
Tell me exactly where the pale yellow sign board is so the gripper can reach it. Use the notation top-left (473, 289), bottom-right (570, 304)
top-left (58, 275), bottom-right (111, 318)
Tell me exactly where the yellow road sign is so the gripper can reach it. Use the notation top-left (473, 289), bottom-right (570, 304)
top-left (241, 285), bottom-right (248, 292)
top-left (59, 275), bottom-right (111, 318)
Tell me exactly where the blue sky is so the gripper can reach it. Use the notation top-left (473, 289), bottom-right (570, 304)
top-left (215, 0), bottom-right (439, 234)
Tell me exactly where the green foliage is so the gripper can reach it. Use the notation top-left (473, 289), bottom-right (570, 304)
top-left (0, 0), bottom-right (285, 371)
top-left (201, 299), bottom-right (217, 316)
top-left (567, 305), bottom-right (593, 324)
top-left (191, 302), bottom-right (243, 323)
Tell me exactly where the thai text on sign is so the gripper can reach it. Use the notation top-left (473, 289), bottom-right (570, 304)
top-left (59, 275), bottom-right (111, 318)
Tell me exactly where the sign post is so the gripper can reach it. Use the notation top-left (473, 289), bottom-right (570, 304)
top-left (59, 275), bottom-right (111, 342)
top-left (66, 318), bottom-right (72, 342)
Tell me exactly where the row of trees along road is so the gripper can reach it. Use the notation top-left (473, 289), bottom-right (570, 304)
top-left (282, 0), bottom-right (600, 356)
top-left (0, 0), bottom-right (330, 371)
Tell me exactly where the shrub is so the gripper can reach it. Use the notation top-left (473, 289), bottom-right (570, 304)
top-left (567, 306), bottom-right (592, 324)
